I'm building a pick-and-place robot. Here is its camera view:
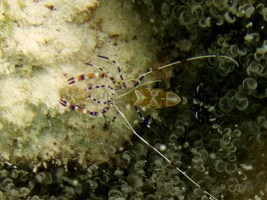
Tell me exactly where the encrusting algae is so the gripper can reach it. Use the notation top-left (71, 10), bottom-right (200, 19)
top-left (0, 0), bottom-right (162, 167)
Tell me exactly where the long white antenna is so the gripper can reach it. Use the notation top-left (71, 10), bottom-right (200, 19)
top-left (135, 54), bottom-right (239, 78)
top-left (113, 102), bottom-right (218, 200)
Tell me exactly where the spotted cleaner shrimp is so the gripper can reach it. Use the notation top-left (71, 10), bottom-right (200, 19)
top-left (60, 54), bottom-right (239, 200)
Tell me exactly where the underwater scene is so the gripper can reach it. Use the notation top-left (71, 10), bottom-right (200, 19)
top-left (0, 0), bottom-right (267, 199)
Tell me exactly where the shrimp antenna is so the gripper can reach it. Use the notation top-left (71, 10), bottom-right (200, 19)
top-left (113, 102), bottom-right (218, 200)
top-left (133, 54), bottom-right (239, 79)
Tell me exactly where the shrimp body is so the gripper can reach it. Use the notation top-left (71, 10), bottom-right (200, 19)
top-left (128, 88), bottom-right (187, 108)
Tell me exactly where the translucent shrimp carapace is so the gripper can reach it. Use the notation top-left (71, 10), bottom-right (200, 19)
top-left (128, 88), bottom-right (187, 108)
